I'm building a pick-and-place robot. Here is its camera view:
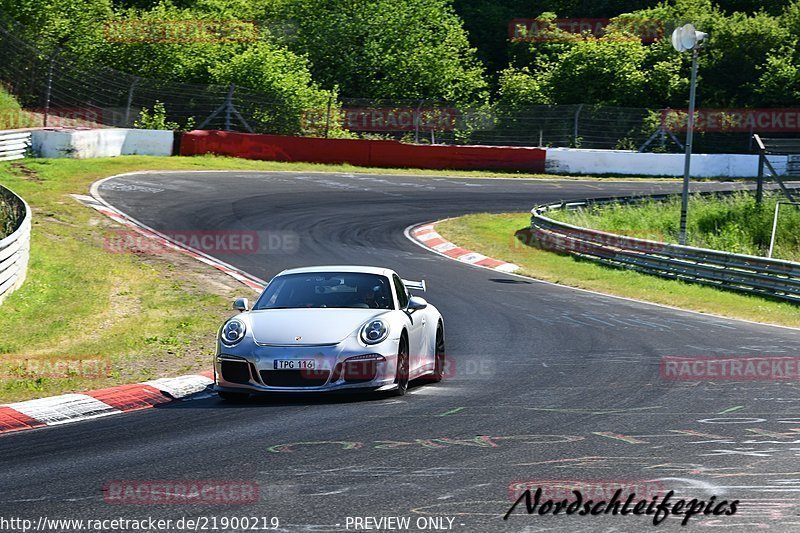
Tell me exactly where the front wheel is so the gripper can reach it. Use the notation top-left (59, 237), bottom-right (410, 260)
top-left (392, 337), bottom-right (410, 396)
top-left (430, 326), bottom-right (445, 383)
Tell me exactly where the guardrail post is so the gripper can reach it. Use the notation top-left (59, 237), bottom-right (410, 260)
top-left (224, 84), bottom-right (234, 131)
top-left (123, 77), bottom-right (138, 127)
top-left (573, 104), bottom-right (583, 147)
top-left (42, 53), bottom-right (56, 127)
top-left (324, 92), bottom-right (332, 139)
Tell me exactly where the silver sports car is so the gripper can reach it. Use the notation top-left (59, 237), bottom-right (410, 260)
top-left (213, 266), bottom-right (445, 399)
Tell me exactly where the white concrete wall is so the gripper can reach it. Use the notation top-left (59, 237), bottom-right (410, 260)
top-left (546, 147), bottom-right (788, 178)
top-left (31, 128), bottom-right (173, 158)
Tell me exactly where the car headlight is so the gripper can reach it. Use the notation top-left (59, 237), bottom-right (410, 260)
top-left (221, 319), bottom-right (246, 346)
top-left (360, 318), bottom-right (389, 345)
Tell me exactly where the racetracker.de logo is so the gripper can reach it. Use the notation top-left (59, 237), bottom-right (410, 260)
top-left (0, 107), bottom-right (103, 128)
top-left (508, 479), bottom-right (665, 502)
top-left (509, 18), bottom-right (664, 43)
top-left (662, 108), bottom-right (800, 133)
top-left (103, 480), bottom-right (259, 504)
top-left (103, 229), bottom-right (299, 255)
top-left (103, 19), bottom-right (259, 43)
top-left (660, 356), bottom-right (800, 381)
top-left (0, 357), bottom-right (111, 379)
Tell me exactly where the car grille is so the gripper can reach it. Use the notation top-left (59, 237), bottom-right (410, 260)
top-left (260, 369), bottom-right (329, 387)
top-left (220, 360), bottom-right (252, 385)
top-left (343, 360), bottom-right (377, 383)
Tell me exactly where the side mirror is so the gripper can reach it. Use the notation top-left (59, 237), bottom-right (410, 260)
top-left (233, 298), bottom-right (250, 312)
top-left (406, 296), bottom-right (428, 312)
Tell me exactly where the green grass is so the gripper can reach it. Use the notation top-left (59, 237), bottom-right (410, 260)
top-left (0, 193), bottom-right (13, 237)
top-left (548, 192), bottom-right (800, 261)
top-left (0, 85), bottom-right (38, 130)
top-left (436, 212), bottom-right (800, 328)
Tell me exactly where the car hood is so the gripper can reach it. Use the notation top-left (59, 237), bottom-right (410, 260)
top-left (247, 308), bottom-right (391, 345)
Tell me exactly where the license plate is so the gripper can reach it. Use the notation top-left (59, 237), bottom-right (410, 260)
top-left (273, 359), bottom-right (316, 370)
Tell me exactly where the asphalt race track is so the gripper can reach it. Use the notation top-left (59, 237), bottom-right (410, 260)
top-left (2, 171), bottom-right (800, 532)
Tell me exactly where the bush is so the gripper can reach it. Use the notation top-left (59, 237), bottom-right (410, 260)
top-left (134, 100), bottom-right (195, 131)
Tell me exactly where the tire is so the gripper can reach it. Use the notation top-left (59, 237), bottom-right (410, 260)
top-left (431, 325), bottom-right (445, 383)
top-left (218, 391), bottom-right (250, 402)
top-left (392, 336), bottom-right (410, 396)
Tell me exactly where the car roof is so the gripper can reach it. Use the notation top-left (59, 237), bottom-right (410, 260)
top-left (276, 265), bottom-right (396, 277)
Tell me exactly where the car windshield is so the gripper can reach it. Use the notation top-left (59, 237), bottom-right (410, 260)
top-left (254, 272), bottom-right (394, 310)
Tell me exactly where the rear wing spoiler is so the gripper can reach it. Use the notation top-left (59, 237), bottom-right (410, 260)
top-left (402, 279), bottom-right (426, 292)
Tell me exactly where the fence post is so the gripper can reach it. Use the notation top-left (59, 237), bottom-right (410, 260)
top-left (42, 53), bottom-right (56, 127)
top-left (754, 134), bottom-right (765, 205)
top-left (124, 77), bottom-right (138, 126)
top-left (414, 99), bottom-right (423, 143)
top-left (224, 84), bottom-right (235, 131)
top-left (324, 92), bottom-right (332, 138)
top-left (573, 104), bottom-right (583, 147)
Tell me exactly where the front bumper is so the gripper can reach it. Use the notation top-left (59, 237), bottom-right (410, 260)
top-left (214, 339), bottom-right (400, 394)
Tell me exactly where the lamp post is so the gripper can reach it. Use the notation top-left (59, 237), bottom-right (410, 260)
top-left (671, 24), bottom-right (708, 245)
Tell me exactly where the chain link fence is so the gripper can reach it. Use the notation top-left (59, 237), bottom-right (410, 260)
top-left (0, 18), bottom-right (776, 154)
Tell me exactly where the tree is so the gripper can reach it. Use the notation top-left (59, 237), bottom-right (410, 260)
top-left (209, 42), bottom-right (336, 135)
top-left (0, 0), bottom-right (112, 54)
top-left (268, 0), bottom-right (488, 103)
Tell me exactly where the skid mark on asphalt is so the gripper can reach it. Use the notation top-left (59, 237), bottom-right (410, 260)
top-left (295, 175), bottom-right (405, 196)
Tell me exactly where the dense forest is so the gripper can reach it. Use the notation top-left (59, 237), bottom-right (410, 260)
top-left (0, 0), bottom-right (798, 142)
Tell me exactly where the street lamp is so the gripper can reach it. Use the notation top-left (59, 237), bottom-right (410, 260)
top-left (671, 24), bottom-right (708, 245)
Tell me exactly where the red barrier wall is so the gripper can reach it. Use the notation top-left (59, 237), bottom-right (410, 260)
top-left (180, 130), bottom-right (546, 172)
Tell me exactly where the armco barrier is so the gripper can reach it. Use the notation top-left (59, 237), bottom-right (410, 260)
top-left (0, 185), bottom-right (31, 304)
top-left (179, 130), bottom-right (547, 172)
top-left (0, 130), bottom-right (31, 161)
top-left (528, 194), bottom-right (800, 303)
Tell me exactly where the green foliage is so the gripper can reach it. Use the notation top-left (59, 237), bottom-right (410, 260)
top-left (500, 0), bottom-right (800, 109)
top-left (0, 194), bottom-right (15, 238)
top-left (270, 0), bottom-right (488, 103)
top-left (3, 0), bottom-right (800, 127)
top-left (0, 85), bottom-right (39, 129)
top-left (208, 43), bottom-right (335, 135)
top-left (0, 0), bottom-right (112, 54)
top-left (134, 100), bottom-right (195, 131)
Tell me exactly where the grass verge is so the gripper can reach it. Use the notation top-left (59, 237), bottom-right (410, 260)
top-left (436, 213), bottom-right (800, 328)
top-left (549, 191), bottom-right (800, 262)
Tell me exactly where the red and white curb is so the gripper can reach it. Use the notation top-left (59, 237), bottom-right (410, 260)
top-left (408, 223), bottom-right (519, 273)
top-left (0, 373), bottom-right (214, 435)
top-left (72, 191), bottom-right (266, 293)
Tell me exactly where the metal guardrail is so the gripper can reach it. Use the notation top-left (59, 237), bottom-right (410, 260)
top-left (529, 194), bottom-right (800, 304)
top-left (0, 130), bottom-right (31, 161)
top-left (0, 185), bottom-right (31, 304)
